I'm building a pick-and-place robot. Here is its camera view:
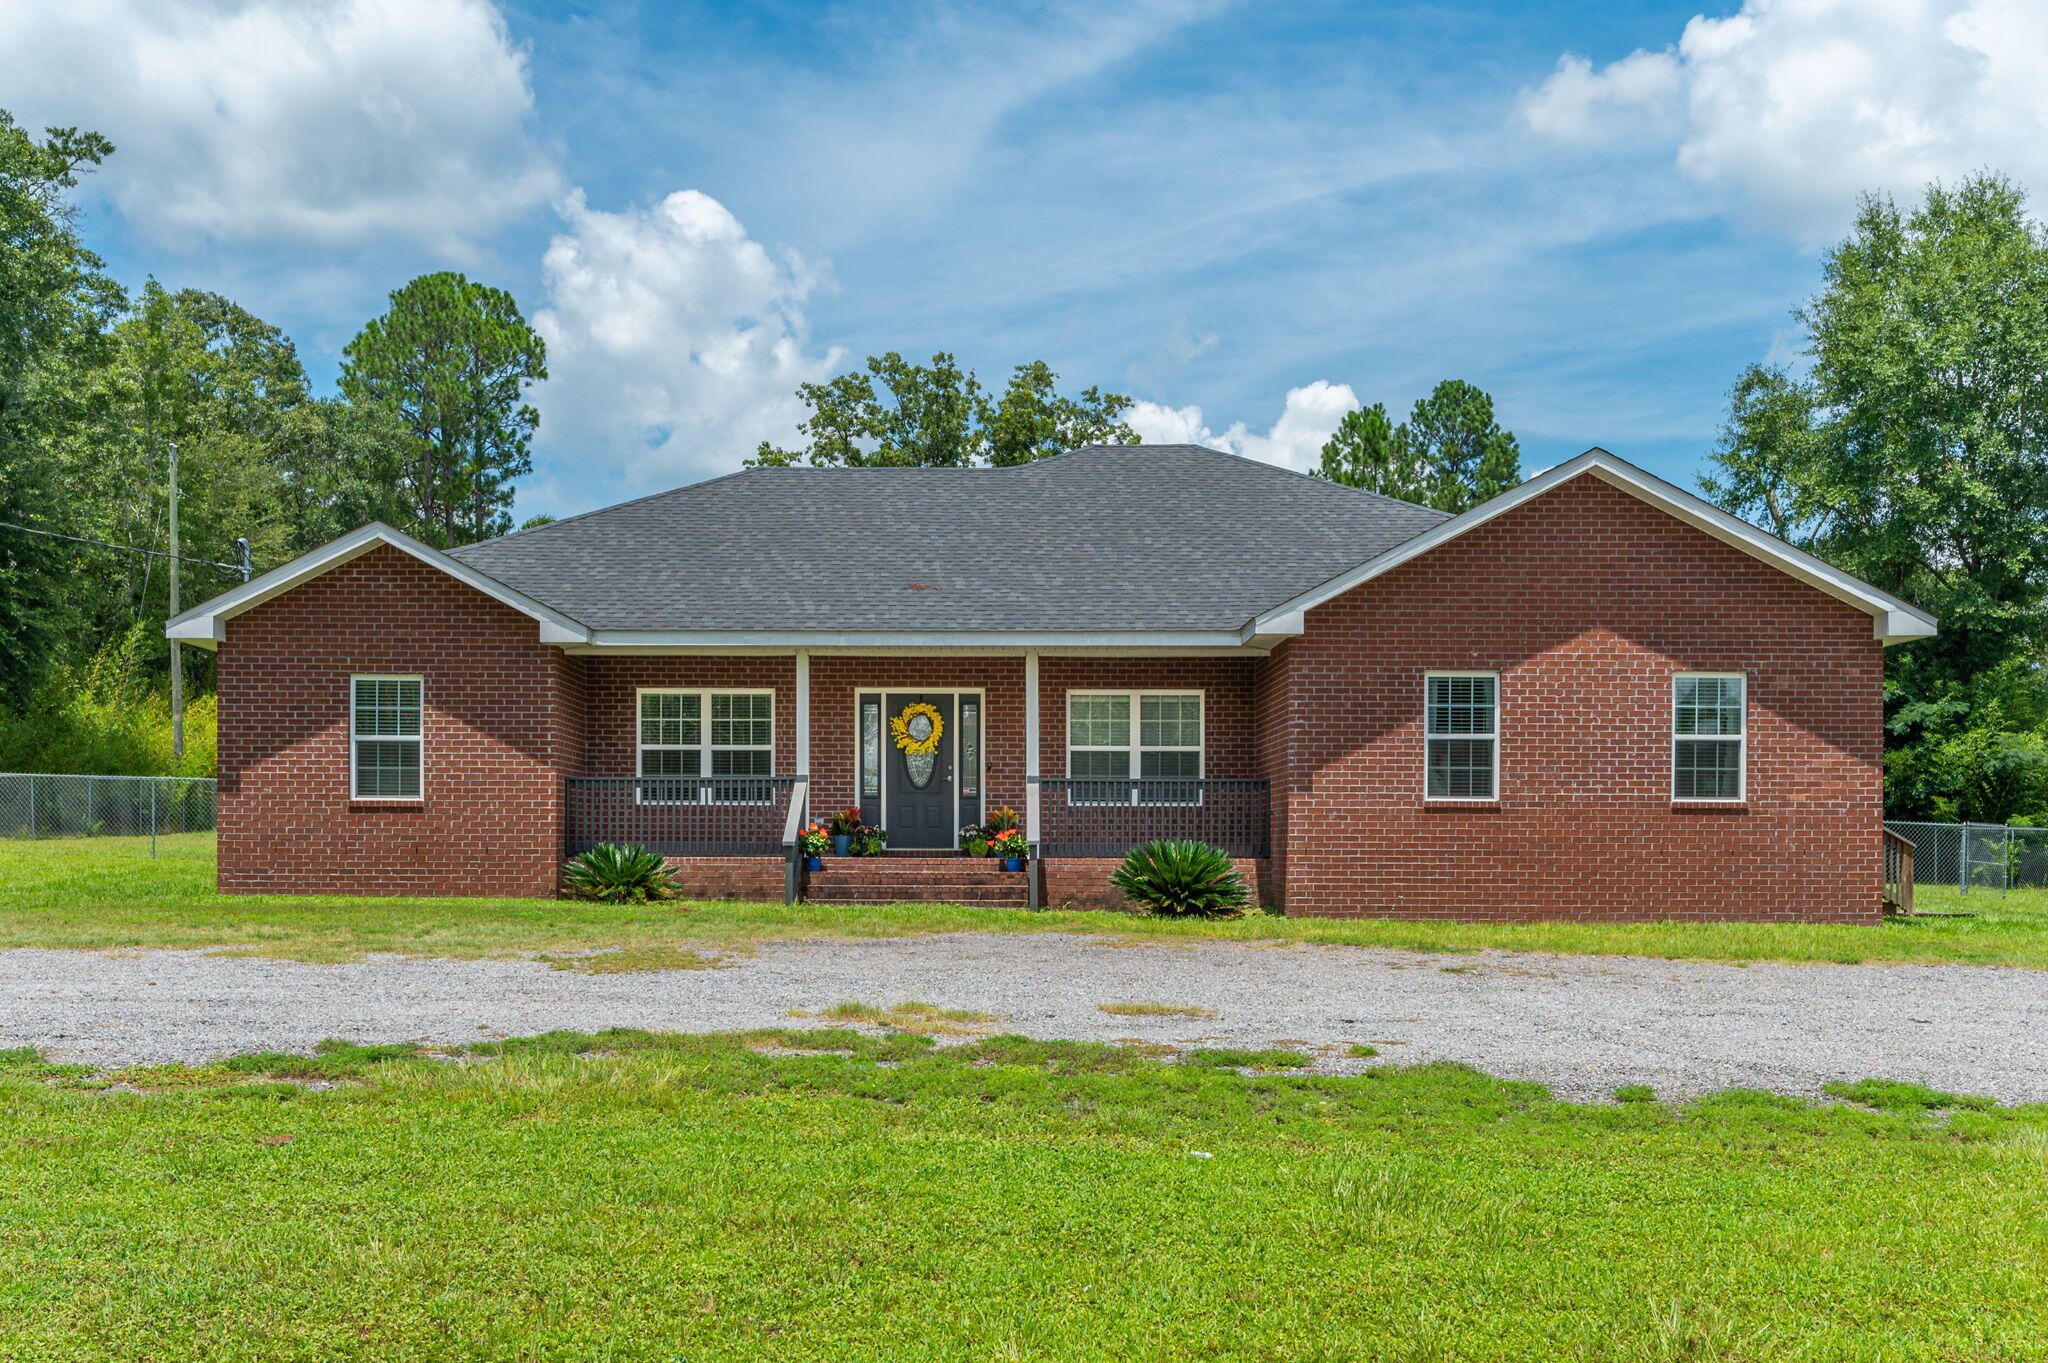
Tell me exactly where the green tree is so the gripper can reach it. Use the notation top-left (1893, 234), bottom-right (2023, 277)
top-left (271, 397), bottom-right (415, 553)
top-left (985, 360), bottom-right (1139, 466)
top-left (1703, 173), bottom-right (2048, 820)
top-left (47, 281), bottom-right (312, 673)
top-left (339, 272), bottom-right (547, 546)
top-left (1406, 379), bottom-right (1521, 511)
top-left (1315, 403), bottom-right (1430, 503)
top-left (751, 353), bottom-right (1137, 467)
top-left (1316, 380), bottom-right (1521, 512)
top-left (0, 111), bottom-right (122, 708)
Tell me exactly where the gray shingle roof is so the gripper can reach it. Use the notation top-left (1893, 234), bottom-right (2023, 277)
top-left (447, 444), bottom-right (1449, 633)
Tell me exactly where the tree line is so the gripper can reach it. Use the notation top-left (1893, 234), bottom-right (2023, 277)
top-left (0, 111), bottom-right (553, 768)
top-left (9, 100), bottom-right (2047, 820)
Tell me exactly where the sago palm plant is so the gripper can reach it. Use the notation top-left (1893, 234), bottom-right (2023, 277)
top-left (1107, 840), bottom-right (1249, 918)
top-left (562, 844), bottom-right (676, 903)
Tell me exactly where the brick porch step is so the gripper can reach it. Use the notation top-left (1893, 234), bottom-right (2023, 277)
top-left (805, 857), bottom-right (1029, 907)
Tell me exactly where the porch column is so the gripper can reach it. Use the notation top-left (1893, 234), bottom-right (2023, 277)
top-left (1024, 651), bottom-right (1040, 843)
top-left (794, 650), bottom-right (811, 820)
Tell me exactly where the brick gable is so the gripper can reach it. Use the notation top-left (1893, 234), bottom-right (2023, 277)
top-left (1265, 473), bottom-right (1883, 922)
top-left (215, 544), bottom-right (580, 897)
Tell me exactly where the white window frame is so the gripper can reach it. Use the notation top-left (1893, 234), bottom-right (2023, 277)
top-left (350, 674), bottom-right (423, 802)
top-left (1672, 672), bottom-right (1747, 802)
top-left (1423, 671), bottom-right (1499, 802)
top-left (635, 687), bottom-right (777, 805)
top-left (1065, 689), bottom-right (1205, 806)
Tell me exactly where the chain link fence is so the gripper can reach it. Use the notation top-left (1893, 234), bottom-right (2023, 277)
top-left (1883, 820), bottom-right (2048, 894)
top-left (0, 773), bottom-right (217, 858)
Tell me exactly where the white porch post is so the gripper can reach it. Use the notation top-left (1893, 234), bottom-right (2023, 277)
top-left (794, 650), bottom-right (811, 819)
top-left (1024, 651), bottom-right (1040, 844)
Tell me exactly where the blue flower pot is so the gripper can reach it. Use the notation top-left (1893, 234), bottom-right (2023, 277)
top-left (832, 834), bottom-right (851, 857)
top-left (1003, 856), bottom-right (1025, 872)
top-left (805, 855), bottom-right (824, 871)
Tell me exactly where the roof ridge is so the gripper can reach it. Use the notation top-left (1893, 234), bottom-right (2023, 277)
top-left (465, 440), bottom-right (1448, 556)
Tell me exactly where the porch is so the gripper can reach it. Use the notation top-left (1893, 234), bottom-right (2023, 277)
top-left (561, 773), bottom-right (1272, 908)
top-left (555, 650), bottom-right (1276, 908)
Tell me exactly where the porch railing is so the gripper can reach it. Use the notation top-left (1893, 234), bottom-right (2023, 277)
top-left (563, 777), bottom-right (804, 858)
top-left (1882, 827), bottom-right (1916, 916)
top-left (1027, 777), bottom-right (1270, 859)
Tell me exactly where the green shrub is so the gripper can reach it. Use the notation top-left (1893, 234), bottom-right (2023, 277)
top-left (562, 844), bottom-right (676, 903)
top-left (1108, 840), bottom-right (1249, 918)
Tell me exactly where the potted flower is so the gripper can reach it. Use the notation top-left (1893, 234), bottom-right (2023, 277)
top-left (984, 806), bottom-right (1020, 835)
top-left (988, 828), bottom-right (1029, 872)
top-left (798, 821), bottom-right (831, 871)
top-left (958, 824), bottom-right (987, 857)
top-left (852, 825), bottom-right (888, 857)
top-left (829, 807), bottom-right (862, 857)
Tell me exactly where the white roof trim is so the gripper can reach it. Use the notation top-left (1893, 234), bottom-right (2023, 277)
top-left (164, 523), bottom-right (592, 650)
top-left (1248, 448), bottom-right (1939, 647)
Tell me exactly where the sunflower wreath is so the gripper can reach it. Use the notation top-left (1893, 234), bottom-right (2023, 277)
top-left (889, 701), bottom-right (945, 757)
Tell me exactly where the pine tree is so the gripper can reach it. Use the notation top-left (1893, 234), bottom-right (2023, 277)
top-left (1314, 403), bottom-right (1430, 501)
top-left (1316, 383), bottom-right (1521, 511)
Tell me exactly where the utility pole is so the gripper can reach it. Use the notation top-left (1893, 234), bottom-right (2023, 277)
top-left (168, 441), bottom-right (182, 765)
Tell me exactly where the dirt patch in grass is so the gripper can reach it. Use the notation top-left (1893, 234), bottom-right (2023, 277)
top-left (1097, 1002), bottom-right (1216, 1018)
top-left (788, 1000), bottom-right (1002, 1038)
top-left (537, 944), bottom-right (730, 974)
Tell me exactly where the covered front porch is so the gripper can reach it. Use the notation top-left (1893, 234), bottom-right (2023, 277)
top-left (556, 651), bottom-right (1275, 908)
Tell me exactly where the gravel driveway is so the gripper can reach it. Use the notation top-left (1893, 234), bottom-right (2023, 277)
top-left (7, 934), bottom-right (2046, 1102)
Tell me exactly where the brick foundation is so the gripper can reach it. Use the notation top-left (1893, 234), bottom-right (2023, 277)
top-left (659, 856), bottom-right (785, 902)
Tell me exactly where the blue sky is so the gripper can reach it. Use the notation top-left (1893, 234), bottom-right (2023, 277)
top-left (11, 0), bottom-right (2046, 517)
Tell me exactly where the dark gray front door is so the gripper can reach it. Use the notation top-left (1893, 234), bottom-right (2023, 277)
top-left (885, 693), bottom-right (954, 849)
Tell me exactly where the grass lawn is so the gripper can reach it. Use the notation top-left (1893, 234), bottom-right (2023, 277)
top-left (3, 1030), bottom-right (2046, 1360)
top-left (5, 835), bottom-right (2048, 969)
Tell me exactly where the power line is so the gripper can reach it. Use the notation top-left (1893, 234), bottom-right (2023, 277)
top-left (0, 521), bottom-right (250, 578)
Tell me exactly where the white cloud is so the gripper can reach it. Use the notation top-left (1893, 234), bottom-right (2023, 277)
top-left (1517, 51), bottom-right (1682, 145)
top-left (1520, 0), bottom-right (2048, 238)
top-left (532, 189), bottom-right (842, 497)
top-left (0, 0), bottom-right (557, 253)
top-left (1127, 380), bottom-right (1358, 473)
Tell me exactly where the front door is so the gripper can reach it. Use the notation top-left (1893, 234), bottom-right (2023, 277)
top-left (884, 693), bottom-right (954, 848)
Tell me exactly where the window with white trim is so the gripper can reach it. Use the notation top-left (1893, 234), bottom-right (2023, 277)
top-left (1674, 674), bottom-right (1745, 800)
top-left (637, 690), bottom-right (774, 802)
top-left (1067, 692), bottom-right (1203, 803)
top-left (352, 676), bottom-right (422, 800)
top-left (1425, 673), bottom-right (1496, 800)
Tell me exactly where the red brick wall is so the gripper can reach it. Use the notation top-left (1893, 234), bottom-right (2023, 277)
top-left (1041, 857), bottom-right (1271, 912)
top-left (579, 657), bottom-right (799, 779)
top-left (1269, 473), bottom-right (1886, 923)
top-left (1035, 658), bottom-right (1257, 778)
top-left (1252, 646), bottom-right (1297, 905)
top-left (215, 545), bottom-right (581, 898)
top-left (658, 856), bottom-right (785, 902)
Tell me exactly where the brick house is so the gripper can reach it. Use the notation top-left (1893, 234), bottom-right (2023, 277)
top-left (167, 444), bottom-right (1934, 922)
